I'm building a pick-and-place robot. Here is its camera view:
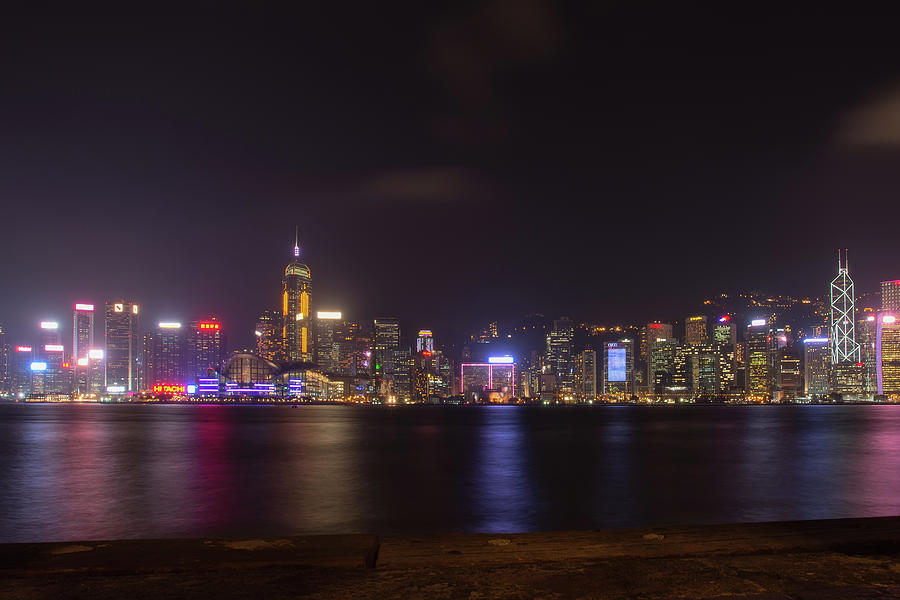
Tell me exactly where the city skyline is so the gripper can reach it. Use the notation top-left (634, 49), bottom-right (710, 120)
top-left (3, 241), bottom-right (900, 403)
top-left (2, 241), bottom-right (897, 353)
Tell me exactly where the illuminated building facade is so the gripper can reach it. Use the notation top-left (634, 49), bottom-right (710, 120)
top-left (411, 349), bottom-right (436, 402)
top-left (685, 315), bottom-right (709, 345)
top-left (416, 330), bottom-right (434, 353)
top-left (11, 346), bottom-right (33, 396)
top-left (35, 321), bottom-right (70, 395)
top-left (72, 304), bottom-right (94, 395)
top-left (745, 319), bottom-right (771, 399)
top-left (713, 316), bottom-right (737, 346)
top-left (255, 309), bottom-right (282, 361)
top-left (882, 280), bottom-right (900, 311)
top-left (148, 322), bottom-right (184, 388)
top-left (460, 357), bottom-right (515, 402)
top-left (0, 323), bottom-right (7, 394)
top-left (546, 317), bottom-right (574, 392)
top-left (603, 340), bottom-right (633, 396)
top-left (828, 251), bottom-right (864, 395)
top-left (776, 346), bottom-right (802, 400)
top-left (650, 338), bottom-right (678, 394)
top-left (803, 338), bottom-right (830, 396)
top-left (105, 300), bottom-right (141, 393)
top-left (641, 322), bottom-right (673, 387)
top-left (185, 319), bottom-right (225, 383)
top-left (574, 349), bottom-right (597, 400)
top-left (374, 317), bottom-right (401, 385)
top-left (336, 320), bottom-right (370, 377)
top-left (876, 312), bottom-right (900, 397)
top-left (858, 314), bottom-right (877, 393)
top-left (283, 233), bottom-right (312, 362)
top-left (72, 304), bottom-right (94, 362)
top-left (314, 311), bottom-right (342, 372)
top-left (685, 344), bottom-right (719, 396)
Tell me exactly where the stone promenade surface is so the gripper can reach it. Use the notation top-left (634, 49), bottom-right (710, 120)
top-left (3, 517), bottom-right (900, 598)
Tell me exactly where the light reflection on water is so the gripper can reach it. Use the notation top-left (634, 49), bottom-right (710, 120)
top-left (1, 404), bottom-right (900, 543)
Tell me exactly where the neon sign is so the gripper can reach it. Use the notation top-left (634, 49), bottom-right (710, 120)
top-left (40, 321), bottom-right (58, 329)
top-left (750, 319), bottom-right (766, 327)
top-left (30, 362), bottom-right (47, 371)
top-left (648, 323), bottom-right (663, 328)
top-left (88, 349), bottom-right (104, 359)
top-left (719, 315), bottom-right (731, 322)
top-left (488, 356), bottom-right (514, 364)
top-left (15, 346), bottom-right (32, 352)
top-left (44, 344), bottom-right (64, 352)
top-left (152, 383), bottom-right (186, 394)
top-left (114, 303), bottom-right (124, 312)
top-left (74, 303), bottom-right (94, 311)
top-left (316, 312), bottom-right (341, 320)
top-left (158, 322), bottom-right (181, 329)
top-left (198, 322), bottom-right (220, 330)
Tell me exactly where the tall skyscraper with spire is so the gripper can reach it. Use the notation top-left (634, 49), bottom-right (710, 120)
top-left (283, 227), bottom-right (312, 362)
top-left (830, 249), bottom-right (864, 394)
top-left (830, 249), bottom-right (860, 365)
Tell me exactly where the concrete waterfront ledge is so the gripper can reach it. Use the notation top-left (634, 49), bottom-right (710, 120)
top-left (2, 516), bottom-right (900, 574)
top-left (4, 518), bottom-right (900, 599)
top-left (0, 533), bottom-right (380, 574)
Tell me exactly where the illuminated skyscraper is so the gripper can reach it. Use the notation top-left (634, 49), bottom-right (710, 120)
top-left (684, 316), bottom-right (709, 345)
top-left (546, 317), bottom-right (575, 392)
top-left (745, 319), bottom-right (771, 400)
top-left (882, 280), bottom-right (900, 311)
top-left (374, 317), bottom-right (401, 381)
top-left (830, 249), bottom-right (860, 365)
top-left (72, 303), bottom-right (94, 361)
top-left (803, 338), bottom-right (830, 396)
top-left (640, 322), bottom-right (673, 387)
top-left (650, 338), bottom-right (678, 394)
top-left (603, 340), bottom-right (633, 397)
top-left (0, 323), bottom-right (8, 395)
top-left (186, 319), bottom-right (225, 383)
top-left (148, 322), bottom-right (184, 388)
top-left (713, 316), bottom-right (737, 345)
top-left (105, 300), bottom-right (140, 393)
top-left (314, 311), bottom-right (342, 372)
top-left (574, 349), bottom-right (597, 400)
top-left (255, 309), bottom-right (282, 362)
top-left (72, 304), bottom-right (94, 394)
top-left (283, 229), bottom-right (312, 362)
top-left (11, 345), bottom-right (33, 397)
top-left (876, 312), bottom-right (900, 397)
top-left (416, 330), bottom-right (434, 353)
top-left (776, 346), bottom-right (802, 400)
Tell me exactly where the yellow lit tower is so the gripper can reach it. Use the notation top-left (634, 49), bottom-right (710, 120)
top-left (283, 227), bottom-right (312, 362)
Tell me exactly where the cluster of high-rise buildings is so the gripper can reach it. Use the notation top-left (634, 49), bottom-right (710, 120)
top-left (1, 245), bottom-right (898, 404)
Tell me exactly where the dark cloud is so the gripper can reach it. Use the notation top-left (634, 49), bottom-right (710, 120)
top-left (836, 82), bottom-right (900, 148)
top-left (359, 167), bottom-right (489, 204)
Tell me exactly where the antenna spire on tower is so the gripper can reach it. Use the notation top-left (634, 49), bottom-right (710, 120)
top-left (293, 225), bottom-right (300, 258)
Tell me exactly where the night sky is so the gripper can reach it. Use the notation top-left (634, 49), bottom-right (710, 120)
top-left (3, 6), bottom-right (900, 348)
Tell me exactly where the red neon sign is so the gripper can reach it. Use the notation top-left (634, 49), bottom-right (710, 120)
top-left (648, 323), bottom-right (663, 328)
top-left (152, 383), bottom-right (186, 394)
top-left (15, 346), bottom-right (32, 352)
top-left (198, 323), bottom-right (220, 330)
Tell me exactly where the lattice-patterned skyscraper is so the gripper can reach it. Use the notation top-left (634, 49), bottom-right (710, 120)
top-left (830, 249), bottom-right (860, 365)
